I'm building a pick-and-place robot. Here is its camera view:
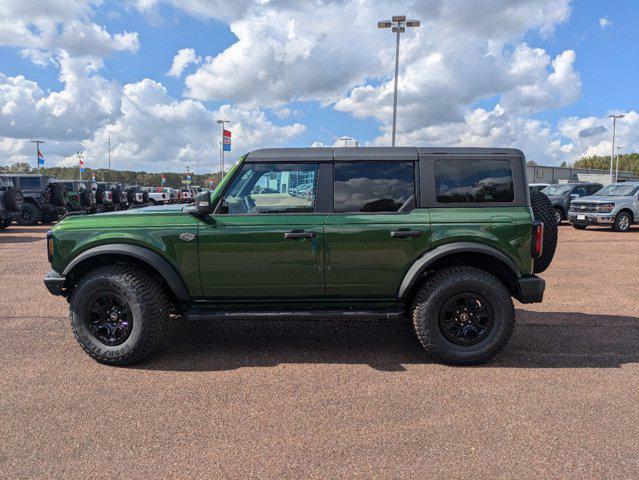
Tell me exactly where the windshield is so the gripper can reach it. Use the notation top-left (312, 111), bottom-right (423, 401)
top-left (594, 184), bottom-right (639, 197)
top-left (541, 184), bottom-right (572, 196)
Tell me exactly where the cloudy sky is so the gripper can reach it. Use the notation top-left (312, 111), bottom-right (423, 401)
top-left (0, 0), bottom-right (637, 173)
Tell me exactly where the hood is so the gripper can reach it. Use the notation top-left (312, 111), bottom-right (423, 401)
top-left (100, 203), bottom-right (187, 215)
top-left (571, 195), bottom-right (632, 204)
top-left (546, 195), bottom-right (568, 202)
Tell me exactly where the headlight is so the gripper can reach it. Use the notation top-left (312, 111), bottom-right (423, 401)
top-left (596, 203), bottom-right (615, 213)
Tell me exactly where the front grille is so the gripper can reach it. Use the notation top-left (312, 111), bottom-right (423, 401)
top-left (570, 203), bottom-right (599, 213)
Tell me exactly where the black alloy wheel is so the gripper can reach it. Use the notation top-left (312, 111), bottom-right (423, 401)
top-left (438, 293), bottom-right (494, 346)
top-left (86, 292), bottom-right (134, 346)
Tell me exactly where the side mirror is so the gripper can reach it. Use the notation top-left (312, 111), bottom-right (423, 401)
top-left (195, 192), bottom-right (213, 214)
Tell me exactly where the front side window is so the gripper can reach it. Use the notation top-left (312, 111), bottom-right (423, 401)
top-left (222, 162), bottom-right (318, 214)
top-left (436, 160), bottom-right (514, 203)
top-left (333, 162), bottom-right (415, 213)
top-left (594, 183), bottom-right (639, 197)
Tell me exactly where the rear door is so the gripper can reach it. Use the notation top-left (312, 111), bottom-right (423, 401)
top-left (324, 154), bottom-right (430, 299)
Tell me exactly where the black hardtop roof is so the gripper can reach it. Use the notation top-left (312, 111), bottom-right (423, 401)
top-left (245, 147), bottom-right (524, 162)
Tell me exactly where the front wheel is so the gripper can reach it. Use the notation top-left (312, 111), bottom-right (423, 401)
top-left (553, 208), bottom-right (563, 225)
top-left (69, 265), bottom-right (169, 365)
top-left (411, 266), bottom-right (515, 365)
top-left (613, 211), bottom-right (632, 232)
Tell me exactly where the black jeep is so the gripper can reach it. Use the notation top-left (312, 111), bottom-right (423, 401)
top-left (0, 174), bottom-right (67, 225)
top-left (0, 177), bottom-right (24, 230)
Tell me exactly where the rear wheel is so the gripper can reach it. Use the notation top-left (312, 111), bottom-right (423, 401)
top-left (613, 211), bottom-right (632, 232)
top-left (530, 190), bottom-right (557, 273)
top-left (69, 265), bottom-right (169, 366)
top-left (411, 267), bottom-right (515, 365)
top-left (16, 202), bottom-right (42, 225)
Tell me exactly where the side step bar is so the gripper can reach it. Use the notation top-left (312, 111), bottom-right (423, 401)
top-left (183, 309), bottom-right (405, 322)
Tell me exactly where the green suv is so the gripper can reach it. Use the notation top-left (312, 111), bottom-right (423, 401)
top-left (44, 148), bottom-right (555, 366)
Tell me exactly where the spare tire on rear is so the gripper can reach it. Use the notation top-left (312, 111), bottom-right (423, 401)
top-left (51, 183), bottom-right (67, 207)
top-left (112, 187), bottom-right (123, 204)
top-left (142, 190), bottom-right (149, 203)
top-left (530, 189), bottom-right (557, 273)
top-left (5, 187), bottom-right (24, 213)
top-left (95, 187), bottom-right (105, 205)
top-left (80, 189), bottom-right (92, 207)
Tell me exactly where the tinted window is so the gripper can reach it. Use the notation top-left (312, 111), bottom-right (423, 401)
top-left (572, 186), bottom-right (589, 197)
top-left (436, 160), bottom-right (514, 203)
top-left (223, 163), bottom-right (318, 214)
top-left (334, 162), bottom-right (415, 213)
top-left (18, 177), bottom-right (41, 189)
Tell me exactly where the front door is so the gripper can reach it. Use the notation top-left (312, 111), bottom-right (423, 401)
top-left (324, 161), bottom-right (430, 299)
top-left (198, 161), bottom-right (325, 299)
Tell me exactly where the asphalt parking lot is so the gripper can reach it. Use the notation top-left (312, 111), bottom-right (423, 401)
top-left (1, 224), bottom-right (638, 479)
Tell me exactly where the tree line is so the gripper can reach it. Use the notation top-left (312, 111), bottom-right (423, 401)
top-left (0, 162), bottom-right (224, 189)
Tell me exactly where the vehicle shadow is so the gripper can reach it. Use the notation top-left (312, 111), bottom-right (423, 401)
top-left (140, 310), bottom-right (639, 372)
top-left (0, 235), bottom-right (43, 244)
top-left (1, 227), bottom-right (49, 234)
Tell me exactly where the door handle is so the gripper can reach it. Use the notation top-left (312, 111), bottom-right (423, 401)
top-left (390, 230), bottom-right (422, 238)
top-left (284, 230), bottom-right (316, 240)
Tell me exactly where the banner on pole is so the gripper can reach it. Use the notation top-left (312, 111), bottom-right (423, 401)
top-left (79, 159), bottom-right (85, 172)
top-left (223, 129), bottom-right (231, 151)
top-left (38, 149), bottom-right (45, 166)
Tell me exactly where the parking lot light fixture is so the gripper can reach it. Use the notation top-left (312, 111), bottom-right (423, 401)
top-left (378, 15), bottom-right (420, 147)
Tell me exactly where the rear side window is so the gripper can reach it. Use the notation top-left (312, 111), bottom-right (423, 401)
top-left (18, 177), bottom-right (41, 189)
top-left (334, 162), bottom-right (415, 213)
top-left (435, 160), bottom-right (514, 203)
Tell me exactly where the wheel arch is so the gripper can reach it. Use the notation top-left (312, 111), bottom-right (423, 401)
top-left (62, 244), bottom-right (189, 302)
top-left (617, 208), bottom-right (634, 222)
top-left (398, 243), bottom-right (522, 301)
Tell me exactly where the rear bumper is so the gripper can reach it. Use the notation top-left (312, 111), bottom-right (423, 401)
top-left (515, 275), bottom-right (545, 304)
top-left (44, 270), bottom-right (66, 296)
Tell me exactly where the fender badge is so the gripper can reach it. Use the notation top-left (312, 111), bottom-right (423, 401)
top-left (179, 232), bottom-right (196, 241)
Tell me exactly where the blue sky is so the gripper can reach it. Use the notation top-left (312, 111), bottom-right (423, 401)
top-left (0, 0), bottom-right (637, 172)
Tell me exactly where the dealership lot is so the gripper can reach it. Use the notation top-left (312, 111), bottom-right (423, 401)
top-left (1, 225), bottom-right (638, 478)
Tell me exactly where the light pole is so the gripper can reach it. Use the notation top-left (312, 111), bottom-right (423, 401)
top-left (615, 145), bottom-right (624, 182)
top-left (107, 135), bottom-right (112, 181)
top-left (378, 15), bottom-right (420, 147)
top-left (76, 151), bottom-right (84, 181)
top-left (30, 140), bottom-right (45, 173)
top-left (607, 114), bottom-right (624, 184)
top-left (216, 119), bottom-right (229, 178)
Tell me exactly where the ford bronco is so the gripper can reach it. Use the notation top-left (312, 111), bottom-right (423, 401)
top-left (44, 147), bottom-right (556, 366)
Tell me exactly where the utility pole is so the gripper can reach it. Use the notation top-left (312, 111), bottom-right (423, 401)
top-left (76, 151), bottom-right (84, 181)
top-left (607, 114), bottom-right (624, 184)
top-left (615, 145), bottom-right (624, 182)
top-left (107, 135), bottom-right (111, 181)
top-left (216, 119), bottom-right (229, 178)
top-left (30, 140), bottom-right (45, 173)
top-left (378, 16), bottom-right (420, 147)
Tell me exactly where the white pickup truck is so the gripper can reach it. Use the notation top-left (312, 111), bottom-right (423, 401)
top-left (145, 187), bottom-right (170, 205)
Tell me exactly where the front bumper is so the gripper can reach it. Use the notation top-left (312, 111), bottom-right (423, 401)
top-left (515, 275), bottom-right (545, 304)
top-left (44, 270), bottom-right (66, 296)
top-left (568, 211), bottom-right (615, 225)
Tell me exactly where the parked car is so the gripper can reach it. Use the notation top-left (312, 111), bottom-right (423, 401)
top-left (0, 176), bottom-right (24, 230)
top-left (145, 187), bottom-right (170, 205)
top-left (0, 174), bottom-right (67, 225)
top-left (568, 182), bottom-right (639, 232)
top-left (124, 185), bottom-right (149, 207)
top-left (529, 183), bottom-right (550, 194)
top-left (51, 180), bottom-right (94, 213)
top-left (44, 147), bottom-right (556, 366)
top-left (541, 182), bottom-right (603, 224)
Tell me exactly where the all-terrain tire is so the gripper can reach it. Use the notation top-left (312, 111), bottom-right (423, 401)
top-left (69, 265), bottom-right (170, 366)
top-left (612, 211), bottom-right (632, 232)
top-left (80, 189), bottom-right (92, 207)
top-left (411, 266), bottom-right (515, 365)
top-left (16, 202), bottom-right (42, 225)
top-left (142, 190), bottom-right (149, 203)
top-left (530, 189), bottom-right (557, 273)
top-left (95, 187), bottom-right (105, 205)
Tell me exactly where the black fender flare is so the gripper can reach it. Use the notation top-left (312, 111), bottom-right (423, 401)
top-left (397, 242), bottom-right (522, 298)
top-left (62, 244), bottom-right (189, 300)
